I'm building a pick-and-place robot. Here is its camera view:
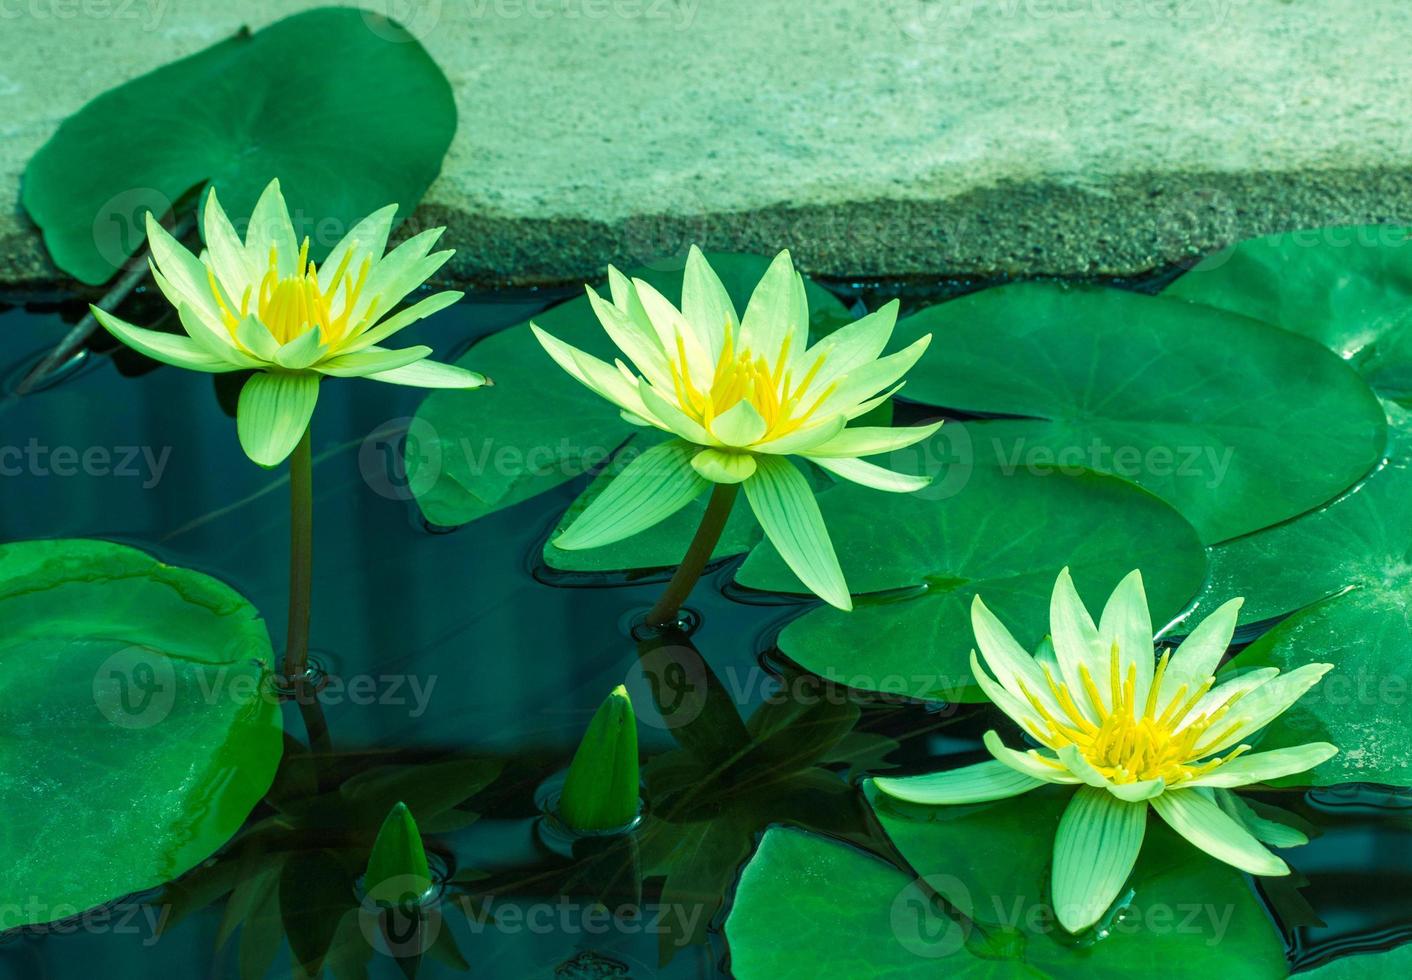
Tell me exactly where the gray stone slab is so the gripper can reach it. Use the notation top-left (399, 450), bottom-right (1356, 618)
top-left (2, 0), bottom-right (1411, 291)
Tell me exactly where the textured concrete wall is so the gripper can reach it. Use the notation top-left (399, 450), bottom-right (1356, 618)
top-left (2, 0), bottom-right (1410, 290)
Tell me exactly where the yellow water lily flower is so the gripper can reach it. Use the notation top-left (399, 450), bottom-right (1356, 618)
top-left (876, 568), bottom-right (1337, 933)
top-left (92, 178), bottom-right (485, 466)
top-left (530, 247), bottom-right (938, 610)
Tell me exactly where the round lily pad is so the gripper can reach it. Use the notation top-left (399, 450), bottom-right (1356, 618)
top-left (409, 253), bottom-right (851, 575)
top-left (734, 427), bottom-right (1207, 702)
top-left (890, 283), bottom-right (1386, 544)
top-left (1164, 224), bottom-right (1412, 402)
top-left (726, 784), bottom-right (1288, 978)
top-left (0, 539), bottom-right (282, 929)
top-left (22, 7), bottom-right (455, 284)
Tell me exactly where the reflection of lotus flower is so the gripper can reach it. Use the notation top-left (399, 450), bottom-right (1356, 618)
top-left (531, 247), bottom-right (938, 610)
top-left (93, 179), bottom-right (485, 466)
top-left (876, 568), bottom-right (1336, 933)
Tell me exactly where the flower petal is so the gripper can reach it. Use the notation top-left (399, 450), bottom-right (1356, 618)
top-left (1098, 570), bottom-right (1155, 711)
top-left (807, 300), bottom-right (899, 381)
top-left (1214, 790), bottom-right (1309, 847)
top-left (633, 277), bottom-right (712, 386)
top-left (969, 651), bottom-right (1046, 736)
top-left (710, 400), bottom-right (769, 446)
top-left (1183, 742), bottom-right (1338, 789)
top-left (584, 286), bottom-right (671, 388)
top-left (318, 203), bottom-right (398, 293)
top-left (273, 327), bottom-right (327, 370)
top-left (984, 730), bottom-right (1080, 784)
top-left (743, 454), bottom-right (851, 611)
top-left (144, 212), bottom-right (219, 320)
top-left (555, 439), bottom-right (709, 550)
top-left (337, 291), bottom-right (463, 354)
top-left (798, 420), bottom-right (943, 458)
top-left (690, 447), bottom-right (757, 484)
top-left (1161, 597), bottom-right (1244, 704)
top-left (750, 414), bottom-right (847, 455)
top-left (1052, 786), bottom-right (1147, 933)
top-left (874, 760), bottom-right (1044, 805)
top-left (1050, 567), bottom-right (1107, 721)
top-left (531, 324), bottom-right (650, 417)
top-left (812, 334), bottom-right (933, 417)
top-left (92, 306), bottom-right (241, 373)
top-left (1150, 789), bottom-right (1288, 875)
top-left (971, 595), bottom-right (1064, 716)
top-left (363, 358), bottom-right (487, 389)
top-left (638, 382), bottom-right (712, 443)
top-left (738, 249), bottom-right (798, 359)
top-left (808, 455), bottom-right (931, 493)
top-left (237, 372), bottom-right (319, 467)
top-left (235, 315), bottom-right (281, 362)
top-left (681, 245), bottom-right (737, 357)
top-left (175, 303), bottom-right (257, 366)
top-left (316, 345), bottom-right (432, 378)
top-left (242, 178), bottom-right (299, 277)
top-left (1197, 663), bottom-right (1334, 754)
top-left (202, 186), bottom-right (256, 295)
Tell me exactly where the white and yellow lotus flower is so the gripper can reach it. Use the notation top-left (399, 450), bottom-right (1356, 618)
top-left (93, 178), bottom-right (485, 466)
top-left (876, 568), bottom-right (1337, 933)
top-left (530, 247), bottom-right (938, 610)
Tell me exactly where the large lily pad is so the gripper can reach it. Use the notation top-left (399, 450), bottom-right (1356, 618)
top-left (0, 539), bottom-right (282, 929)
top-left (891, 283), bottom-right (1386, 543)
top-left (1223, 588), bottom-right (1412, 787)
top-left (734, 428), bottom-right (1207, 702)
top-left (409, 253), bottom-right (850, 568)
top-left (1164, 225), bottom-right (1412, 402)
top-left (22, 7), bottom-right (455, 284)
top-left (726, 785), bottom-right (1288, 978)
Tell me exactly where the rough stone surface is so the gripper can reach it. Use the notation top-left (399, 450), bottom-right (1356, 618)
top-left (3, 0), bottom-right (1412, 292)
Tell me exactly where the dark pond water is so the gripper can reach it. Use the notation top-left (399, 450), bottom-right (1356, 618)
top-left (0, 280), bottom-right (1408, 979)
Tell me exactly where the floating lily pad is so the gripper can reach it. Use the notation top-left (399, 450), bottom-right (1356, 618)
top-left (22, 7), bottom-right (455, 284)
top-left (734, 428), bottom-right (1207, 702)
top-left (1224, 588), bottom-right (1412, 787)
top-left (0, 539), bottom-right (282, 929)
top-left (1196, 407), bottom-right (1406, 625)
top-left (410, 253), bottom-right (850, 571)
top-left (891, 283), bottom-right (1386, 543)
top-left (1164, 225), bottom-right (1412, 402)
top-left (726, 785), bottom-right (1288, 979)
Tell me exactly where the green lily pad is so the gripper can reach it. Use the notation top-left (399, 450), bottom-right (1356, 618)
top-left (22, 7), bottom-right (455, 285)
top-left (891, 283), bottom-right (1386, 543)
top-left (734, 429), bottom-right (1207, 702)
top-left (0, 538), bottom-right (282, 929)
top-left (1197, 406), bottom-right (1406, 625)
top-left (1164, 225), bottom-right (1412, 402)
top-left (726, 785), bottom-right (1289, 979)
top-left (409, 253), bottom-right (850, 570)
top-left (1223, 587), bottom-right (1412, 787)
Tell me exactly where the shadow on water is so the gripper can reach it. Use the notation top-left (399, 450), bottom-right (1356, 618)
top-left (1, 286), bottom-right (1409, 977)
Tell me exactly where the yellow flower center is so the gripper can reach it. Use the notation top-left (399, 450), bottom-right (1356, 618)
top-left (1018, 643), bottom-right (1250, 784)
top-left (207, 237), bottom-right (380, 347)
top-left (666, 328), bottom-right (835, 441)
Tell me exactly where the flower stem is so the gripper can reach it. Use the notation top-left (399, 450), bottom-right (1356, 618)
top-left (646, 482), bottom-right (739, 628)
top-left (283, 426), bottom-right (329, 752)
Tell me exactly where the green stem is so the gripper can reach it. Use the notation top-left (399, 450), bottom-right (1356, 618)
top-left (646, 482), bottom-right (739, 628)
top-left (283, 427), bottom-right (329, 752)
